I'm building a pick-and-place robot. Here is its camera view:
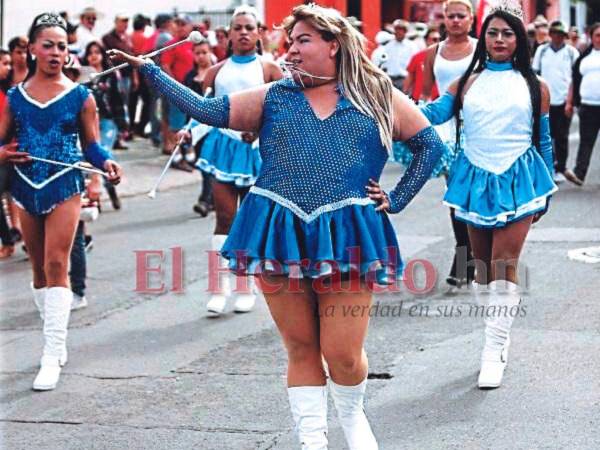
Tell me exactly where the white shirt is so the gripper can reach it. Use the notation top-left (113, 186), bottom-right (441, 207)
top-left (580, 49), bottom-right (600, 106)
top-left (463, 69), bottom-right (533, 174)
top-left (76, 26), bottom-right (98, 58)
top-left (532, 43), bottom-right (579, 105)
top-left (382, 38), bottom-right (417, 77)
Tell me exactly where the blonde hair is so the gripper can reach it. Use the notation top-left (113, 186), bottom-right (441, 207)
top-left (444, 0), bottom-right (474, 14)
top-left (231, 5), bottom-right (260, 24)
top-left (282, 4), bottom-right (394, 151)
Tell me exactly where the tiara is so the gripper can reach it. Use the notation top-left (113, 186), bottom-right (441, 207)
top-left (35, 13), bottom-right (67, 30)
top-left (488, 0), bottom-right (524, 20)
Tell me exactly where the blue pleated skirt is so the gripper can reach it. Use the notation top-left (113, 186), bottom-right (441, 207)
top-left (196, 128), bottom-right (261, 187)
top-left (221, 193), bottom-right (403, 285)
top-left (443, 146), bottom-right (557, 228)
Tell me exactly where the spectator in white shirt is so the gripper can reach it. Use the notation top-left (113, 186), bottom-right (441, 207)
top-left (76, 7), bottom-right (102, 58)
top-left (532, 20), bottom-right (579, 182)
top-left (382, 19), bottom-right (418, 91)
top-left (564, 22), bottom-right (600, 185)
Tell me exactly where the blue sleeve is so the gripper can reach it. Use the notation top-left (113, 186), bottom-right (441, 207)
top-left (139, 62), bottom-right (229, 128)
top-left (539, 114), bottom-right (554, 177)
top-left (419, 92), bottom-right (455, 125)
top-left (386, 126), bottom-right (445, 213)
top-left (84, 142), bottom-right (113, 170)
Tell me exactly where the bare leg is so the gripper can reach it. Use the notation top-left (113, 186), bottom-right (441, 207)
top-left (18, 207), bottom-right (46, 288)
top-left (43, 195), bottom-right (81, 288)
top-left (467, 225), bottom-right (493, 285)
top-left (490, 216), bottom-right (533, 283)
top-left (318, 280), bottom-right (372, 386)
top-left (261, 275), bottom-right (325, 387)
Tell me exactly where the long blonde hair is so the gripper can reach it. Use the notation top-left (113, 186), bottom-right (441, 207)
top-left (282, 4), bottom-right (394, 151)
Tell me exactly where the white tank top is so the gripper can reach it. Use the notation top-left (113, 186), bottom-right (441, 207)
top-left (433, 37), bottom-right (477, 95)
top-left (463, 69), bottom-right (533, 174)
top-left (214, 56), bottom-right (265, 143)
top-left (214, 57), bottom-right (265, 97)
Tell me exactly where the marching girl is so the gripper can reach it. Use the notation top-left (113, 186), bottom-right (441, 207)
top-left (112, 4), bottom-right (445, 449)
top-left (421, 6), bottom-right (556, 388)
top-left (0, 13), bottom-right (121, 391)
top-left (394, 0), bottom-right (478, 287)
top-left (195, 6), bottom-right (283, 316)
top-left (424, 0), bottom-right (478, 287)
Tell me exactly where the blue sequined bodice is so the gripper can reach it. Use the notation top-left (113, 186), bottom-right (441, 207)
top-left (8, 83), bottom-right (89, 185)
top-left (254, 79), bottom-right (388, 220)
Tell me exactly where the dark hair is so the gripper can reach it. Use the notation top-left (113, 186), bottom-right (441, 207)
top-left (0, 49), bottom-right (10, 93)
top-left (133, 15), bottom-right (147, 31)
top-left (81, 41), bottom-right (111, 71)
top-left (25, 13), bottom-right (68, 80)
top-left (453, 11), bottom-right (541, 150)
top-left (424, 26), bottom-right (439, 40)
top-left (8, 36), bottom-right (28, 53)
top-left (154, 13), bottom-right (172, 29)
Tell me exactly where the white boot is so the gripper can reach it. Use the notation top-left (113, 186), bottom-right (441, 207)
top-left (233, 274), bottom-right (256, 313)
top-left (33, 287), bottom-right (72, 391)
top-left (288, 386), bottom-right (328, 450)
top-left (478, 280), bottom-right (521, 389)
top-left (206, 235), bottom-right (231, 317)
top-left (329, 377), bottom-right (378, 450)
top-left (30, 282), bottom-right (46, 321)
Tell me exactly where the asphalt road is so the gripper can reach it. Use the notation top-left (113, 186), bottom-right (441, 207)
top-left (1, 124), bottom-right (599, 450)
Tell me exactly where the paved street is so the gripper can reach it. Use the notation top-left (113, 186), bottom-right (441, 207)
top-left (1, 126), bottom-right (599, 450)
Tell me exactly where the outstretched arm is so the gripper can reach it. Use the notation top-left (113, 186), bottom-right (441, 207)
top-left (140, 61), bottom-right (268, 133)
top-left (368, 91), bottom-right (445, 214)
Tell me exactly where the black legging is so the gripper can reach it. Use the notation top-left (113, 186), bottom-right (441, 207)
top-left (449, 208), bottom-right (474, 282)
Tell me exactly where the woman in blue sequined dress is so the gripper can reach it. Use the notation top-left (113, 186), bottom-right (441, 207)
top-left (0, 13), bottom-right (121, 392)
top-left (420, 8), bottom-right (556, 390)
top-left (111, 5), bottom-right (445, 449)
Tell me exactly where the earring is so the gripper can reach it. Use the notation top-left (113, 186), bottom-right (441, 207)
top-left (31, 54), bottom-right (37, 61)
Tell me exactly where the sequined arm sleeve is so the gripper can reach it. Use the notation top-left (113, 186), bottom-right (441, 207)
top-left (386, 126), bottom-right (445, 214)
top-left (419, 92), bottom-right (455, 125)
top-left (139, 62), bottom-right (229, 128)
top-left (539, 114), bottom-right (554, 177)
top-left (84, 141), bottom-right (113, 170)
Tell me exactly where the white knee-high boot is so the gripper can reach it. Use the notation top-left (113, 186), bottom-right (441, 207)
top-left (33, 287), bottom-right (72, 391)
top-left (31, 282), bottom-right (46, 321)
top-left (329, 377), bottom-right (378, 450)
top-left (288, 386), bottom-right (328, 450)
top-left (478, 280), bottom-right (521, 389)
top-left (206, 234), bottom-right (231, 316)
top-left (233, 273), bottom-right (256, 313)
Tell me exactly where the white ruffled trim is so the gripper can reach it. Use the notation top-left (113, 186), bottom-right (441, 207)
top-left (14, 165), bottom-right (74, 189)
top-left (18, 83), bottom-right (79, 109)
top-left (444, 187), bottom-right (557, 227)
top-left (250, 186), bottom-right (375, 223)
top-left (197, 159), bottom-right (257, 187)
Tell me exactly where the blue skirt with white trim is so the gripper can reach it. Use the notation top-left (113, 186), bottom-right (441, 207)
top-left (443, 146), bottom-right (557, 228)
top-left (196, 128), bottom-right (261, 187)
